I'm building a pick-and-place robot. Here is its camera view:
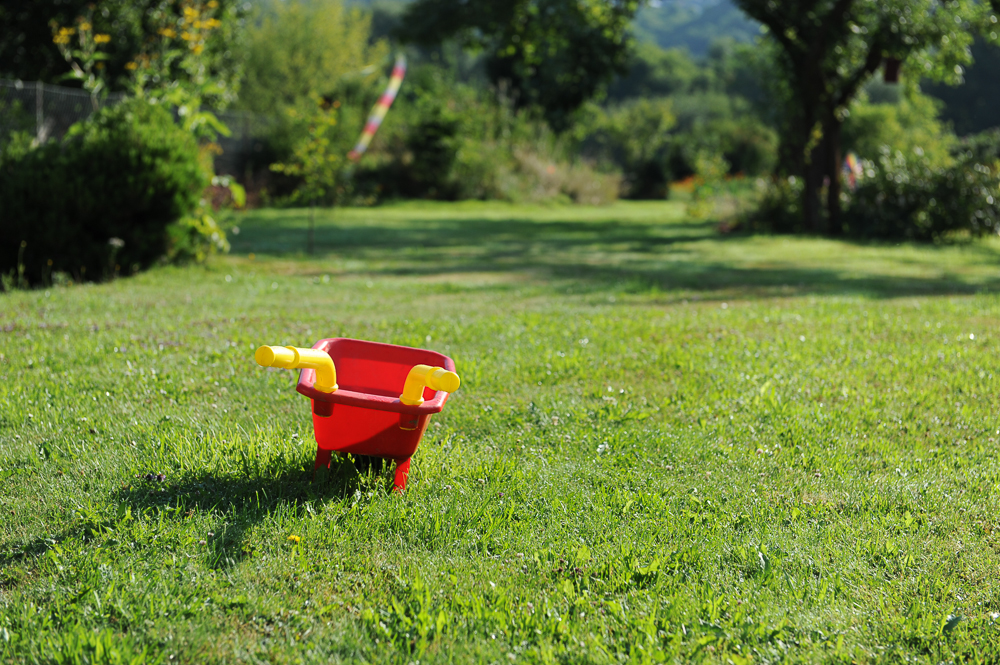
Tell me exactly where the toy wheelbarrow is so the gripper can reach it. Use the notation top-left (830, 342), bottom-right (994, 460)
top-left (254, 338), bottom-right (460, 492)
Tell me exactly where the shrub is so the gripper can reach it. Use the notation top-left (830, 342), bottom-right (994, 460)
top-left (354, 71), bottom-right (619, 205)
top-left (0, 98), bottom-right (208, 287)
top-left (846, 148), bottom-right (1000, 241)
top-left (740, 176), bottom-right (805, 234)
top-left (576, 99), bottom-right (675, 199)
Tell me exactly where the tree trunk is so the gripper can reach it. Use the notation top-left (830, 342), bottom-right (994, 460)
top-left (824, 116), bottom-right (843, 235)
top-left (802, 137), bottom-right (826, 234)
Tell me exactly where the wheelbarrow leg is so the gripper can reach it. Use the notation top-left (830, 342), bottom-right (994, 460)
top-left (314, 447), bottom-right (333, 472)
top-left (392, 458), bottom-right (411, 493)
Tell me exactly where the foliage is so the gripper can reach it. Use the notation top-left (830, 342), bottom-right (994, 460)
top-left (953, 128), bottom-right (1000, 166)
top-left (5, 202), bottom-right (1000, 660)
top-left (606, 42), bottom-right (703, 100)
top-left (842, 83), bottom-right (954, 167)
top-left (743, 175), bottom-right (806, 233)
top-left (846, 148), bottom-right (1000, 241)
top-left (126, 0), bottom-right (241, 138)
top-left (576, 99), bottom-right (677, 199)
top-left (269, 97), bottom-right (352, 207)
top-left (355, 68), bottom-right (620, 204)
top-left (924, 37), bottom-right (1000, 136)
top-left (399, 0), bottom-right (643, 130)
top-left (0, 98), bottom-right (209, 287)
top-left (237, 0), bottom-right (389, 119)
top-left (232, 0), bottom-right (388, 202)
top-left (734, 0), bottom-right (1000, 233)
top-left (1, 0), bottom-right (246, 102)
top-left (50, 9), bottom-right (111, 108)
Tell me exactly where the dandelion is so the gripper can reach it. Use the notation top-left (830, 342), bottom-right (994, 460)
top-left (192, 44), bottom-right (204, 55)
top-left (125, 61), bottom-right (138, 70)
top-left (181, 31), bottom-right (193, 41)
top-left (287, 535), bottom-right (301, 543)
top-left (79, 22), bottom-right (92, 31)
top-left (159, 27), bottom-right (177, 38)
top-left (94, 33), bottom-right (111, 44)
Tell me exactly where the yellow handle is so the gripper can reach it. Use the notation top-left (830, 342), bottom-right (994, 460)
top-left (255, 345), bottom-right (338, 393)
top-left (400, 364), bottom-right (460, 406)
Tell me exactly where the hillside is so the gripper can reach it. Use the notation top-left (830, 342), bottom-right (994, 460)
top-left (634, 0), bottom-right (759, 56)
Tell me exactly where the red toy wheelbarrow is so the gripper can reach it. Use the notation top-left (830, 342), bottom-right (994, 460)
top-left (254, 338), bottom-right (460, 492)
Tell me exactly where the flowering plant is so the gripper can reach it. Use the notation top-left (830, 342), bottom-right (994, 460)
top-left (51, 11), bottom-right (113, 110)
top-left (124, 0), bottom-right (233, 139)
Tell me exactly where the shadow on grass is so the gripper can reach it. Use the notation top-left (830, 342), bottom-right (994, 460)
top-left (231, 209), bottom-right (1000, 299)
top-left (0, 459), bottom-right (385, 570)
top-left (110, 460), bottom-right (381, 566)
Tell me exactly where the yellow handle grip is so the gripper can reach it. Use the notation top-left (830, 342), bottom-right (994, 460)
top-left (400, 364), bottom-right (461, 406)
top-left (255, 345), bottom-right (338, 393)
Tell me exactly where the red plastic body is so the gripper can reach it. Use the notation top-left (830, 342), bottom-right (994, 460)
top-left (295, 338), bottom-right (455, 492)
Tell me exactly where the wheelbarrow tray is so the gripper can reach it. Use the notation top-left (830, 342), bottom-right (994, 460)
top-left (295, 338), bottom-right (455, 466)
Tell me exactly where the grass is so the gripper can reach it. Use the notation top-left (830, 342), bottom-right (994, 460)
top-left (2, 199), bottom-right (1000, 664)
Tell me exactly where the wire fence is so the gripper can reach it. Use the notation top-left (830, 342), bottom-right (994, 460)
top-left (0, 79), bottom-right (265, 176)
top-left (0, 79), bottom-right (125, 145)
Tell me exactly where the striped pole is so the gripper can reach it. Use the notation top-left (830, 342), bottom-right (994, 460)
top-left (348, 54), bottom-right (406, 162)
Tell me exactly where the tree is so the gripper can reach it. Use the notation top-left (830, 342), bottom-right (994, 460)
top-left (398, 0), bottom-right (643, 130)
top-left (734, 0), bottom-right (1000, 233)
top-left (237, 0), bottom-right (388, 118)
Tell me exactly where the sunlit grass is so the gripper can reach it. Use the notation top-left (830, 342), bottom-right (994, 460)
top-left (2, 201), bottom-right (1000, 663)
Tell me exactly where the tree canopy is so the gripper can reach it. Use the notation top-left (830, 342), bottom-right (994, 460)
top-left (398, 0), bottom-right (642, 130)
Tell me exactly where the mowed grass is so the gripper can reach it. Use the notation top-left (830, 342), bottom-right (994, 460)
top-left (2, 200), bottom-right (1000, 664)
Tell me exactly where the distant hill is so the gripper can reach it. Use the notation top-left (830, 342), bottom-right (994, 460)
top-left (634, 0), bottom-right (760, 56)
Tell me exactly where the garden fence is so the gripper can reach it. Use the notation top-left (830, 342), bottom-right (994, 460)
top-left (0, 79), bottom-right (125, 145)
top-left (0, 79), bottom-right (263, 176)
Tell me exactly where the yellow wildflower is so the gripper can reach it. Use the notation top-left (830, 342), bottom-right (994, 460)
top-left (207, 0), bottom-right (218, 7)
top-left (125, 61), bottom-right (138, 70)
top-left (287, 535), bottom-right (301, 543)
top-left (183, 6), bottom-right (199, 19)
top-left (53, 26), bottom-right (75, 45)
top-left (94, 33), bottom-right (111, 44)
top-left (181, 31), bottom-right (193, 41)
top-left (159, 27), bottom-right (177, 38)
top-left (79, 22), bottom-right (91, 31)
top-left (192, 44), bottom-right (204, 55)
top-left (206, 18), bottom-right (222, 29)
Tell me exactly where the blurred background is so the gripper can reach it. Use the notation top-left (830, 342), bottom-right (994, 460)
top-left (2, 0), bottom-right (999, 285)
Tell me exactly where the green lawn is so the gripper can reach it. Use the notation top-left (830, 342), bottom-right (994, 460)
top-left (2, 200), bottom-right (1000, 664)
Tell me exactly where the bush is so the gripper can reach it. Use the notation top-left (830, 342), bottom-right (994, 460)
top-left (354, 71), bottom-right (619, 205)
top-left (576, 99), bottom-right (675, 199)
top-left (741, 176), bottom-right (805, 233)
top-left (846, 148), bottom-right (1000, 241)
top-left (0, 98), bottom-right (208, 287)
